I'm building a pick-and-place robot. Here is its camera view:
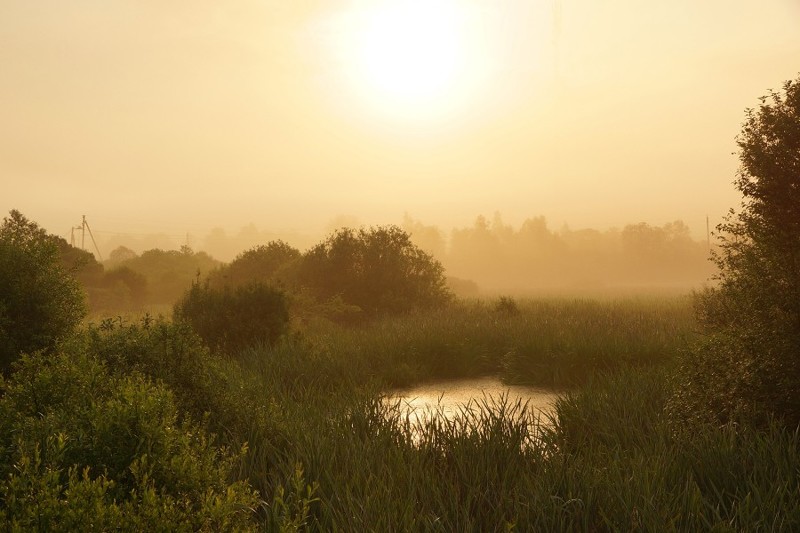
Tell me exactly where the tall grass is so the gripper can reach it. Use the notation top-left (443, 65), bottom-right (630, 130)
top-left (245, 295), bottom-right (696, 389)
top-left (209, 296), bottom-right (800, 530)
top-left (50, 295), bottom-right (800, 530)
top-left (231, 362), bottom-right (800, 531)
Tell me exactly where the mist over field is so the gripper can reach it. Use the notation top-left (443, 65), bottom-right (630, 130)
top-left (2, 1), bottom-right (800, 530)
top-left (3, 1), bottom-right (799, 248)
top-left (84, 211), bottom-right (714, 296)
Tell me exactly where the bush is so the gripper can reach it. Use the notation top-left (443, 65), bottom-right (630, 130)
top-left (87, 266), bottom-right (149, 312)
top-left (493, 296), bottom-right (520, 316)
top-left (0, 350), bottom-right (259, 530)
top-left (75, 316), bottom-right (268, 440)
top-left (111, 246), bottom-right (221, 305)
top-left (208, 241), bottom-right (300, 289)
top-left (296, 226), bottom-right (452, 319)
top-left (0, 210), bottom-right (86, 373)
top-left (670, 76), bottom-right (800, 427)
top-left (174, 282), bottom-right (290, 355)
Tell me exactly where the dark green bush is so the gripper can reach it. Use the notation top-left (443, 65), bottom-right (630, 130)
top-left (75, 316), bottom-right (282, 444)
top-left (494, 296), bottom-right (520, 315)
top-left (0, 210), bottom-right (86, 373)
top-left (296, 226), bottom-right (452, 319)
top-left (174, 282), bottom-right (290, 355)
top-left (88, 266), bottom-right (149, 312)
top-left (669, 76), bottom-right (800, 427)
top-left (0, 350), bottom-right (259, 530)
top-left (111, 246), bottom-right (221, 305)
top-left (208, 241), bottom-right (300, 289)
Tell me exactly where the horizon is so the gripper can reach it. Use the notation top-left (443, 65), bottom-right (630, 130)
top-left (3, 1), bottom-right (799, 247)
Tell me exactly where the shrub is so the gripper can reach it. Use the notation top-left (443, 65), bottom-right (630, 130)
top-left (208, 241), bottom-right (300, 289)
top-left (493, 296), bottom-right (520, 316)
top-left (0, 210), bottom-right (86, 373)
top-left (0, 350), bottom-right (259, 530)
top-left (75, 316), bottom-right (266, 440)
top-left (174, 282), bottom-right (290, 355)
top-left (670, 76), bottom-right (800, 427)
top-left (296, 226), bottom-right (452, 319)
top-left (111, 246), bottom-right (221, 305)
top-left (87, 266), bottom-right (148, 312)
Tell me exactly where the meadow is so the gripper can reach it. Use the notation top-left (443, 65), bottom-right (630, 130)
top-left (192, 296), bottom-right (800, 531)
top-left (4, 287), bottom-right (800, 530)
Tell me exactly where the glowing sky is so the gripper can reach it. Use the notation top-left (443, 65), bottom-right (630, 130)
top-left (2, 0), bottom-right (799, 246)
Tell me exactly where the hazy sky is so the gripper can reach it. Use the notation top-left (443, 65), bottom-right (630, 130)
top-left (2, 0), bottom-right (799, 247)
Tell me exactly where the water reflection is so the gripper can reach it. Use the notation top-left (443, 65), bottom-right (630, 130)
top-left (384, 377), bottom-right (562, 439)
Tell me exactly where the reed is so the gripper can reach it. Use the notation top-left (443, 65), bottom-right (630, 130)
top-left (221, 297), bottom-right (800, 530)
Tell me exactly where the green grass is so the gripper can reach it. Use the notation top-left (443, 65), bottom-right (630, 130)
top-left (231, 362), bottom-right (800, 531)
top-left (11, 294), bottom-right (799, 530)
top-left (243, 295), bottom-right (696, 390)
top-left (205, 296), bottom-right (800, 530)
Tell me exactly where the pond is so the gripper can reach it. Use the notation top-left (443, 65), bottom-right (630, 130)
top-left (384, 377), bottom-right (562, 427)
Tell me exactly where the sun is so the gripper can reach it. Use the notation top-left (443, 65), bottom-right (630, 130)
top-left (347, 0), bottom-right (473, 117)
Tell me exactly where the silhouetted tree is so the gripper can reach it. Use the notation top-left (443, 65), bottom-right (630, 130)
top-left (670, 76), bottom-right (800, 426)
top-left (297, 226), bottom-right (451, 318)
top-left (208, 241), bottom-right (300, 289)
top-left (113, 248), bottom-right (220, 305)
top-left (174, 282), bottom-right (289, 355)
top-left (107, 245), bottom-right (137, 265)
top-left (0, 210), bottom-right (86, 372)
top-left (52, 236), bottom-right (104, 285)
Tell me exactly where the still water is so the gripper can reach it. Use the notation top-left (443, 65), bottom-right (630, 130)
top-left (385, 377), bottom-right (561, 425)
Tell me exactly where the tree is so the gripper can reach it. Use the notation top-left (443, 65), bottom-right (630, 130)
top-left (297, 226), bottom-right (451, 318)
top-left (115, 248), bottom-right (220, 305)
top-left (207, 241), bottom-right (300, 289)
top-left (0, 210), bottom-right (86, 372)
top-left (670, 76), bottom-right (800, 426)
top-left (174, 282), bottom-right (290, 355)
top-left (107, 245), bottom-right (138, 265)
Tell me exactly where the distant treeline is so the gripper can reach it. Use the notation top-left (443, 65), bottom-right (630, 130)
top-left (89, 213), bottom-right (715, 307)
top-left (67, 213), bottom-right (715, 313)
top-left (71, 227), bottom-right (451, 318)
top-left (402, 214), bottom-right (715, 293)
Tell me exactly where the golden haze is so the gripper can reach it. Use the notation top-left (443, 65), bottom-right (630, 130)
top-left (1, 0), bottom-right (799, 287)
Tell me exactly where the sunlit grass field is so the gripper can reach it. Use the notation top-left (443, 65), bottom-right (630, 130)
top-left (247, 295), bottom-right (696, 390)
top-left (199, 295), bottom-right (800, 530)
top-left (45, 295), bottom-right (800, 530)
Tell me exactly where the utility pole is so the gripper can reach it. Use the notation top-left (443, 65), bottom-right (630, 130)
top-left (73, 215), bottom-right (103, 261)
top-left (70, 224), bottom-right (82, 247)
top-left (706, 215), bottom-right (711, 252)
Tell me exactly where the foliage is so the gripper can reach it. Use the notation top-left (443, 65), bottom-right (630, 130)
top-left (234, 344), bottom-right (800, 531)
top-left (208, 241), bottom-right (300, 290)
top-left (174, 282), bottom-right (290, 355)
top-left (296, 226), bottom-right (451, 319)
top-left (0, 210), bottom-right (86, 373)
top-left (106, 245), bottom-right (137, 265)
top-left (493, 295), bottom-right (520, 315)
top-left (52, 235), bottom-right (104, 286)
top-left (294, 297), bottom-right (693, 388)
top-left (0, 350), bottom-right (258, 530)
top-left (112, 246), bottom-right (220, 305)
top-left (94, 266), bottom-right (148, 309)
top-left (446, 213), bottom-right (712, 291)
top-left (263, 463), bottom-right (320, 532)
top-left (47, 237), bottom-right (148, 313)
top-left (73, 316), bottom-right (266, 442)
top-left (670, 76), bottom-right (800, 427)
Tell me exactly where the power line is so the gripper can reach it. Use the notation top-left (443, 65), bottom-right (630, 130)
top-left (70, 215), bottom-right (103, 261)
